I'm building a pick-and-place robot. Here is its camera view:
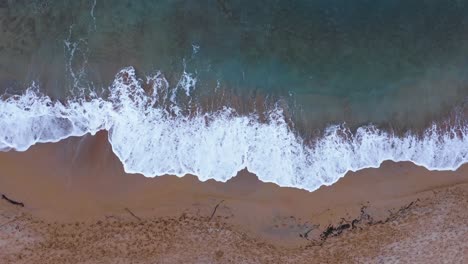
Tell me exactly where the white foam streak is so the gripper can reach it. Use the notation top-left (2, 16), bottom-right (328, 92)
top-left (1, 67), bottom-right (467, 191)
top-left (90, 0), bottom-right (97, 31)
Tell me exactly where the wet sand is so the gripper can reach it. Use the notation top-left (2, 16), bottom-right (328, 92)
top-left (1, 131), bottom-right (468, 263)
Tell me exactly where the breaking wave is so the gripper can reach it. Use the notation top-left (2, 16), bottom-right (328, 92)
top-left (1, 67), bottom-right (467, 191)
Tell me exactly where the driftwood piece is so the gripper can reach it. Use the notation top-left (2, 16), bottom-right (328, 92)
top-left (124, 208), bottom-right (141, 221)
top-left (304, 200), bottom-right (419, 246)
top-left (209, 200), bottom-right (224, 221)
top-left (1, 194), bottom-right (24, 207)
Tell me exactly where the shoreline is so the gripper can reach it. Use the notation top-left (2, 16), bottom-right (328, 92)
top-left (1, 71), bottom-right (467, 191)
top-left (1, 132), bottom-right (468, 262)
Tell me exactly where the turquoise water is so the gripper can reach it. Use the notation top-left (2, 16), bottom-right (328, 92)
top-left (1, 0), bottom-right (468, 131)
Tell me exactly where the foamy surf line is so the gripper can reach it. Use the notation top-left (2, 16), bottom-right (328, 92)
top-left (1, 67), bottom-right (467, 191)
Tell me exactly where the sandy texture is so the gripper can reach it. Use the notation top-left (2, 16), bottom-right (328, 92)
top-left (1, 132), bottom-right (468, 263)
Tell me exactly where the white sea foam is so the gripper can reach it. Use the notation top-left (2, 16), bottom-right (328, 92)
top-left (0, 67), bottom-right (467, 191)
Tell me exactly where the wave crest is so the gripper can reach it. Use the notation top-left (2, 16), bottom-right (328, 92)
top-left (1, 67), bottom-right (467, 191)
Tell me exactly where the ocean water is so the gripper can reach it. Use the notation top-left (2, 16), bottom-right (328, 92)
top-left (0, 0), bottom-right (467, 190)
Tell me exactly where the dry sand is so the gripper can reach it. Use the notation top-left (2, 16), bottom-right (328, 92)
top-left (0, 132), bottom-right (467, 263)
